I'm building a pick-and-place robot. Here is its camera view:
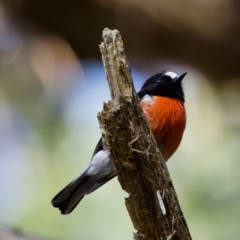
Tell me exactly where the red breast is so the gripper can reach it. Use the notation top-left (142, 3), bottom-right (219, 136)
top-left (140, 95), bottom-right (186, 160)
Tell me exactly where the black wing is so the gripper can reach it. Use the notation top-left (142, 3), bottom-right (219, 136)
top-left (90, 137), bottom-right (103, 160)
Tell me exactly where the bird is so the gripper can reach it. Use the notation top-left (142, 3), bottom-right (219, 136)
top-left (51, 71), bottom-right (187, 215)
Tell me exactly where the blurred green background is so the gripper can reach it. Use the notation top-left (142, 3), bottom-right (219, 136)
top-left (0, 0), bottom-right (240, 239)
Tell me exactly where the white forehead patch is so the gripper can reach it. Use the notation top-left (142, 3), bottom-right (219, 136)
top-left (164, 71), bottom-right (178, 79)
top-left (141, 94), bottom-right (155, 105)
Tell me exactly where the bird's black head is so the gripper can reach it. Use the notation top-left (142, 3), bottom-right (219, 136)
top-left (138, 71), bottom-right (187, 102)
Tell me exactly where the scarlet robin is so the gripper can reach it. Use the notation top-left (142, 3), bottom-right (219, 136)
top-left (51, 71), bottom-right (187, 214)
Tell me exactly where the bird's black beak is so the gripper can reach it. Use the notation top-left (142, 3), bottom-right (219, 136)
top-left (175, 72), bottom-right (187, 83)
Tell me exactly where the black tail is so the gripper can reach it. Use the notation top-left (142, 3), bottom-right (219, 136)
top-left (51, 169), bottom-right (96, 215)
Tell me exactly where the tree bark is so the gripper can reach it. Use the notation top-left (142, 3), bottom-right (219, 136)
top-left (98, 28), bottom-right (192, 240)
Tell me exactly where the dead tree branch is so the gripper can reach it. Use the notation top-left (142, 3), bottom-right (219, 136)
top-left (0, 226), bottom-right (46, 240)
top-left (98, 28), bottom-right (192, 240)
